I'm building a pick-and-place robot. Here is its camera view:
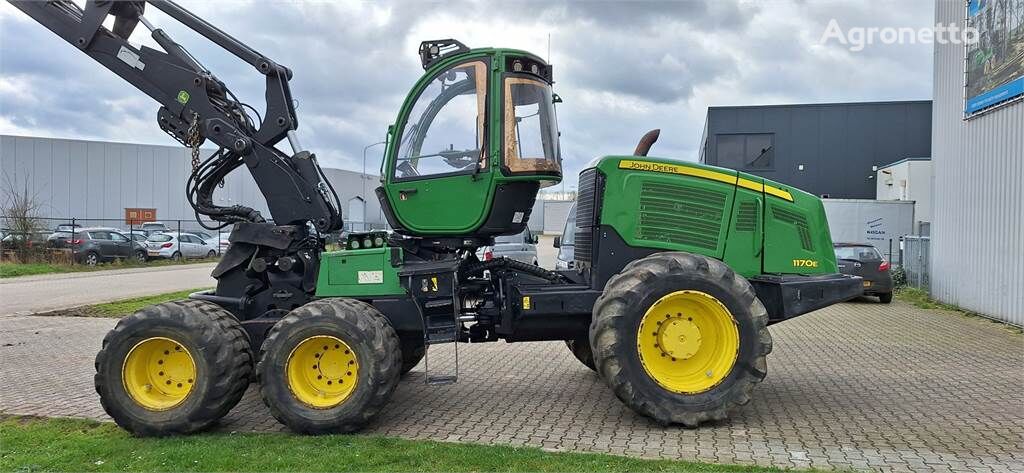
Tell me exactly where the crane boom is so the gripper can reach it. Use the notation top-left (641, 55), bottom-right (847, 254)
top-left (8, 0), bottom-right (347, 320)
top-left (7, 0), bottom-right (342, 232)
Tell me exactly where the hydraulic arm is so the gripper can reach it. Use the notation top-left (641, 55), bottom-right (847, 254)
top-left (8, 0), bottom-right (342, 232)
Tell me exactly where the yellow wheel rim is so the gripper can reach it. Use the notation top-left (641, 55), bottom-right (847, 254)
top-left (637, 290), bottom-right (740, 394)
top-left (286, 335), bottom-right (359, 409)
top-left (122, 337), bottom-right (196, 411)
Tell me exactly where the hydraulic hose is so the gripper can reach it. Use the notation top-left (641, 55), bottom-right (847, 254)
top-left (460, 257), bottom-right (565, 282)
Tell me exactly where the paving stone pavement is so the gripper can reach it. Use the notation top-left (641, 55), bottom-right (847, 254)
top-left (1, 300), bottom-right (1022, 472)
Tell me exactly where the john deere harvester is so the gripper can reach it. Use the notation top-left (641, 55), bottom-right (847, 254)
top-left (12, 1), bottom-right (861, 435)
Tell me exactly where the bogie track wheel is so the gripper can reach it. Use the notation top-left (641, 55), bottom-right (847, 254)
top-left (565, 338), bottom-right (596, 372)
top-left (257, 299), bottom-right (401, 434)
top-left (590, 252), bottom-right (772, 427)
top-left (399, 335), bottom-right (425, 375)
top-left (94, 300), bottom-right (253, 436)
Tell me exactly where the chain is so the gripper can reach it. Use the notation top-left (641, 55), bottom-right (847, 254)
top-left (185, 112), bottom-right (201, 172)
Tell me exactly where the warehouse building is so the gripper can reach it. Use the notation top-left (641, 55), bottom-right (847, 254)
top-left (931, 0), bottom-right (1023, 326)
top-left (0, 134), bottom-right (385, 231)
top-left (698, 100), bottom-right (932, 198)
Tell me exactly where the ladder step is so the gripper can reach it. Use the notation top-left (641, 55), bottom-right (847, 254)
top-left (425, 374), bottom-right (457, 386)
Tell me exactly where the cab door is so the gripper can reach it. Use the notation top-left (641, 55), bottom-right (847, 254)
top-left (384, 60), bottom-right (492, 235)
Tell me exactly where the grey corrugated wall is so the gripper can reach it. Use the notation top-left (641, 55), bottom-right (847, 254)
top-left (932, 1), bottom-right (1023, 326)
top-left (0, 135), bottom-right (384, 228)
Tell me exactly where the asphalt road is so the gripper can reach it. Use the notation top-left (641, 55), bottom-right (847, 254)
top-left (0, 263), bottom-right (217, 317)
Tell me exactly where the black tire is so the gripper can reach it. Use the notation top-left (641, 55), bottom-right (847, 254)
top-left (565, 338), bottom-right (596, 371)
top-left (94, 300), bottom-right (253, 436)
top-left (171, 251), bottom-right (182, 262)
top-left (590, 252), bottom-right (772, 427)
top-left (399, 335), bottom-right (425, 375)
top-left (207, 250), bottom-right (217, 258)
top-left (878, 292), bottom-right (893, 304)
top-left (257, 298), bottom-right (401, 434)
top-left (134, 250), bottom-right (147, 263)
top-left (83, 251), bottom-right (99, 266)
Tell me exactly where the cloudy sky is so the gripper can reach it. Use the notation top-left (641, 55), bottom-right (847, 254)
top-left (0, 0), bottom-right (936, 189)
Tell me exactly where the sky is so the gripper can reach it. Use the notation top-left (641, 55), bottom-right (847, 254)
top-left (0, 0), bottom-right (936, 190)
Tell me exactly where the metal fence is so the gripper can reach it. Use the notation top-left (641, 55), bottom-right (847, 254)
top-left (902, 235), bottom-right (930, 290)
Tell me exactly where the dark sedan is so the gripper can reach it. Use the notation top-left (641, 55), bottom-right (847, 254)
top-left (834, 243), bottom-right (893, 303)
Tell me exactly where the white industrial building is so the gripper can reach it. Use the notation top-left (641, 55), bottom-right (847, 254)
top-left (875, 157), bottom-right (932, 235)
top-left (0, 134), bottom-right (384, 232)
top-left (931, 1), bottom-right (1023, 326)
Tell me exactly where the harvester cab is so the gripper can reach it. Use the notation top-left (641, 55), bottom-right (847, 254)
top-left (12, 0), bottom-right (865, 438)
top-left (379, 40), bottom-right (562, 238)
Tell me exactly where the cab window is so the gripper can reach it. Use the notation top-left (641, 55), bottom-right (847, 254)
top-left (393, 61), bottom-right (487, 180)
top-left (503, 76), bottom-right (560, 174)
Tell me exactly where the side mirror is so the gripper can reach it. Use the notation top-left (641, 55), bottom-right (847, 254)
top-left (553, 236), bottom-right (561, 248)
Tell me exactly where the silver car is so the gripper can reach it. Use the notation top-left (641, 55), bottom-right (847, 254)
top-left (146, 232), bottom-right (217, 261)
top-left (477, 228), bottom-right (538, 265)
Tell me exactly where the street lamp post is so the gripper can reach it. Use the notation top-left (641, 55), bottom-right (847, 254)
top-left (362, 140), bottom-right (387, 228)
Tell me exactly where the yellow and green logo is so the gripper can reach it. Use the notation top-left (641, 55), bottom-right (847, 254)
top-left (176, 90), bottom-right (190, 104)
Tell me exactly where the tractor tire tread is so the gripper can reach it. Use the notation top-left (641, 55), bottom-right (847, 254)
top-left (257, 298), bottom-right (401, 434)
top-left (590, 252), bottom-right (771, 427)
top-left (94, 299), bottom-right (252, 436)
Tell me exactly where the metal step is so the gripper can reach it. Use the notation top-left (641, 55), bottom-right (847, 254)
top-left (423, 337), bottom-right (458, 385)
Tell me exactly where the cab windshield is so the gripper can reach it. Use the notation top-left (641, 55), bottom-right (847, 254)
top-left (394, 61), bottom-right (487, 180)
top-left (503, 77), bottom-right (561, 176)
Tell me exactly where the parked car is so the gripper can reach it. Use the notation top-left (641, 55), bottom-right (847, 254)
top-left (53, 223), bottom-right (81, 233)
top-left (834, 242), bottom-right (893, 303)
top-left (67, 228), bottom-right (148, 265)
top-left (140, 222), bottom-right (170, 235)
top-left (554, 203), bottom-right (576, 270)
top-left (476, 227), bottom-right (538, 265)
top-left (1, 231), bottom-right (52, 250)
top-left (126, 232), bottom-right (149, 244)
top-left (145, 232), bottom-right (217, 261)
top-left (188, 230), bottom-right (230, 255)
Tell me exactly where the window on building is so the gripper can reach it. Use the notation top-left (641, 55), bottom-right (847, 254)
top-left (714, 133), bottom-right (774, 170)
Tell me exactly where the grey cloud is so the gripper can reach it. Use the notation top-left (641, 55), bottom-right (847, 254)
top-left (1, 0), bottom-right (934, 191)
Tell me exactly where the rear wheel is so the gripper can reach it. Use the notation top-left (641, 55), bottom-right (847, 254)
top-left (878, 292), bottom-right (893, 304)
top-left (94, 300), bottom-right (252, 436)
top-left (171, 251), bottom-right (182, 262)
top-left (399, 336), bottom-right (425, 374)
top-left (565, 338), bottom-right (596, 371)
top-left (257, 299), bottom-right (401, 434)
top-left (590, 252), bottom-right (772, 427)
top-left (84, 251), bottom-right (99, 266)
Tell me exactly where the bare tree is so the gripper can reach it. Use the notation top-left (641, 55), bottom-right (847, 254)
top-left (1, 172), bottom-right (44, 261)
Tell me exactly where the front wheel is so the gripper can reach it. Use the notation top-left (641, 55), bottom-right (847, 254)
top-left (590, 252), bottom-right (772, 427)
top-left (94, 300), bottom-right (253, 436)
top-left (207, 250), bottom-right (217, 258)
top-left (134, 251), bottom-right (147, 263)
top-left (257, 299), bottom-right (401, 434)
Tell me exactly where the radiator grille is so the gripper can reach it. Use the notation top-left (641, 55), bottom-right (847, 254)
top-left (770, 204), bottom-right (814, 251)
top-left (573, 168), bottom-right (601, 266)
top-left (735, 201), bottom-right (759, 232)
top-left (635, 180), bottom-right (728, 252)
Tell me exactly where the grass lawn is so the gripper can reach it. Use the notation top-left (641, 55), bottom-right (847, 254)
top-left (87, 288), bottom-right (213, 317)
top-left (0, 417), bottom-right (781, 473)
top-left (36, 288), bottom-right (211, 318)
top-left (896, 287), bottom-right (1022, 334)
top-left (0, 258), bottom-right (217, 279)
